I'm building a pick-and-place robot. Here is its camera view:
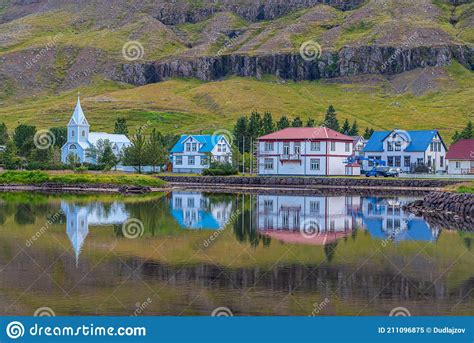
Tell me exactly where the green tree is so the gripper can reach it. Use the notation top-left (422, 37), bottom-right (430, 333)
top-left (306, 118), bottom-right (316, 127)
top-left (291, 116), bottom-right (303, 127)
top-left (114, 117), bottom-right (128, 136)
top-left (233, 116), bottom-right (248, 154)
top-left (0, 123), bottom-right (9, 145)
top-left (248, 110), bottom-right (262, 141)
top-left (99, 142), bottom-right (119, 170)
top-left (50, 127), bottom-right (67, 148)
top-left (349, 120), bottom-right (359, 136)
top-left (363, 127), bottom-right (374, 139)
top-left (66, 152), bottom-right (80, 166)
top-left (341, 118), bottom-right (350, 134)
top-left (1, 139), bottom-right (21, 169)
top-left (276, 116), bottom-right (290, 130)
top-left (122, 128), bottom-right (148, 173)
top-left (262, 111), bottom-right (274, 134)
top-left (453, 120), bottom-right (474, 143)
top-left (146, 129), bottom-right (169, 172)
top-left (13, 124), bottom-right (36, 157)
top-left (322, 105), bottom-right (339, 132)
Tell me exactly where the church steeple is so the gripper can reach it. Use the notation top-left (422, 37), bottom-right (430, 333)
top-left (68, 94), bottom-right (89, 126)
top-left (67, 94), bottom-right (90, 143)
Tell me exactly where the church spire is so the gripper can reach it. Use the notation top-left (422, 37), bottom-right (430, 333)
top-left (68, 94), bottom-right (89, 127)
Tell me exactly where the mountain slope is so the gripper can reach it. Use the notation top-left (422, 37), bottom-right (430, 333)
top-left (0, 0), bottom-right (473, 142)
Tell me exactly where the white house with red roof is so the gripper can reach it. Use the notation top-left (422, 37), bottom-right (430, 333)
top-left (446, 139), bottom-right (474, 175)
top-left (257, 127), bottom-right (358, 176)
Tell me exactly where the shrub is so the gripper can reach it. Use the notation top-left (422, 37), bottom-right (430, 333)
top-left (202, 161), bottom-right (238, 176)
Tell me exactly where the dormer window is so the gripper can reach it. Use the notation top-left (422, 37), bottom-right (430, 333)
top-left (395, 142), bottom-right (401, 151)
top-left (191, 143), bottom-right (197, 152)
top-left (387, 142), bottom-right (393, 151)
top-left (185, 142), bottom-right (191, 151)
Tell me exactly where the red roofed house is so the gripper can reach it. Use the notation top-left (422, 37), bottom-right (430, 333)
top-left (446, 139), bottom-right (474, 175)
top-left (257, 127), bottom-right (359, 176)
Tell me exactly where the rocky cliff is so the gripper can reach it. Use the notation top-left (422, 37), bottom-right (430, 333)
top-left (118, 44), bottom-right (474, 85)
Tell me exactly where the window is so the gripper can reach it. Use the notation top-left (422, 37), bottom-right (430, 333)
top-left (368, 155), bottom-right (381, 167)
top-left (438, 142), bottom-right (442, 152)
top-left (188, 156), bottom-right (195, 165)
top-left (191, 143), bottom-right (197, 152)
top-left (456, 161), bottom-right (461, 169)
top-left (283, 143), bottom-right (290, 155)
top-left (175, 156), bottom-right (183, 165)
top-left (221, 144), bottom-right (226, 152)
top-left (187, 198), bottom-right (195, 207)
top-left (395, 156), bottom-right (401, 167)
top-left (417, 158), bottom-right (423, 164)
top-left (345, 142), bottom-right (350, 152)
top-left (440, 156), bottom-right (444, 167)
top-left (427, 156), bottom-right (432, 167)
top-left (201, 156), bottom-right (209, 166)
top-left (174, 197), bottom-right (182, 208)
top-left (264, 142), bottom-right (274, 151)
top-left (264, 158), bottom-right (273, 170)
top-left (71, 130), bottom-right (75, 137)
top-left (395, 142), bottom-right (401, 151)
top-left (82, 130), bottom-right (85, 137)
top-left (387, 142), bottom-right (393, 151)
top-left (309, 201), bottom-right (320, 214)
top-left (330, 142), bottom-right (336, 151)
top-left (263, 200), bottom-right (273, 212)
top-left (185, 143), bottom-right (191, 151)
top-left (69, 144), bottom-right (77, 150)
top-left (387, 156), bottom-right (394, 167)
top-left (404, 156), bottom-right (411, 167)
top-left (294, 142), bottom-right (301, 154)
top-left (311, 142), bottom-right (320, 151)
top-left (310, 158), bottom-right (320, 171)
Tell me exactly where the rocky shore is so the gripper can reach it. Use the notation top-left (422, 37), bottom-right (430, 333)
top-left (404, 191), bottom-right (474, 220)
top-left (158, 176), bottom-right (459, 190)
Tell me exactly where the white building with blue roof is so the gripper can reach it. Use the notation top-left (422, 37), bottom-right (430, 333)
top-left (363, 129), bottom-right (447, 173)
top-left (170, 134), bottom-right (232, 173)
top-left (61, 96), bottom-right (131, 164)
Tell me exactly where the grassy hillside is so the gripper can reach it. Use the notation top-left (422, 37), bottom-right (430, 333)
top-left (0, 62), bottom-right (472, 143)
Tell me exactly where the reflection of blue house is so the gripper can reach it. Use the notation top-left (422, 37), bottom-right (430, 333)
top-left (361, 197), bottom-right (439, 242)
top-left (61, 201), bottom-right (130, 265)
top-left (170, 192), bottom-right (232, 230)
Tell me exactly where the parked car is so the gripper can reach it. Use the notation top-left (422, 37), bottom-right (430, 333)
top-left (365, 167), bottom-right (399, 177)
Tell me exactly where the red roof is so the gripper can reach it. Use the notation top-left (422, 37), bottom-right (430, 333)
top-left (259, 127), bottom-right (353, 141)
top-left (446, 139), bottom-right (474, 161)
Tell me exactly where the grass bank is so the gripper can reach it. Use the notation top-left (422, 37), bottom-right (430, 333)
top-left (0, 171), bottom-right (166, 187)
top-left (451, 182), bottom-right (474, 194)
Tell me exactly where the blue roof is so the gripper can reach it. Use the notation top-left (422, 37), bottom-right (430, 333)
top-left (170, 135), bottom-right (224, 153)
top-left (364, 130), bottom-right (442, 152)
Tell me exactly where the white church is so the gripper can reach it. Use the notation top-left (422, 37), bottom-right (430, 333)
top-left (61, 96), bottom-right (131, 164)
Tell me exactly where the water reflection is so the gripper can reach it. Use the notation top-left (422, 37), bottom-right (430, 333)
top-left (170, 192), bottom-right (233, 230)
top-left (61, 201), bottom-right (129, 265)
top-left (57, 192), bottom-right (444, 264)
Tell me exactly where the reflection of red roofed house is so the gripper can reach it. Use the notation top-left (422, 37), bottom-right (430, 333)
top-left (260, 230), bottom-right (350, 246)
top-left (257, 127), bottom-right (357, 175)
top-left (446, 139), bottom-right (474, 175)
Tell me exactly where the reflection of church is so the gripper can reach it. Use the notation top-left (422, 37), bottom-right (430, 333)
top-left (61, 201), bottom-right (129, 265)
top-left (170, 192), bottom-right (233, 230)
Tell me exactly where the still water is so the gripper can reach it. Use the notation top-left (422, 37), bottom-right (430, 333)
top-left (0, 191), bottom-right (472, 316)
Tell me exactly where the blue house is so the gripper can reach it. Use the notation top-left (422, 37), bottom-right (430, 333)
top-left (363, 129), bottom-right (447, 173)
top-left (170, 134), bottom-right (232, 173)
